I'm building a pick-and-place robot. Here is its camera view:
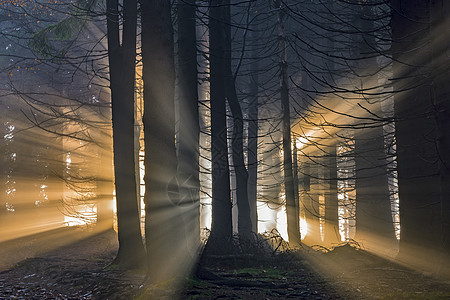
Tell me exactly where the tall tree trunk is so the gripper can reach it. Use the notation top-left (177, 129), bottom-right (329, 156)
top-left (321, 0), bottom-right (340, 246)
top-left (302, 157), bottom-right (320, 245)
top-left (247, 9), bottom-right (259, 233)
top-left (106, 0), bottom-right (145, 268)
top-left (223, 0), bottom-right (252, 240)
top-left (176, 0), bottom-right (201, 266)
top-left (430, 0), bottom-right (450, 271)
top-left (276, 0), bottom-right (301, 246)
top-left (204, 0), bottom-right (233, 254)
top-left (141, 0), bottom-right (180, 284)
top-left (354, 130), bottom-right (395, 249)
top-left (323, 144), bottom-right (341, 245)
top-left (354, 3), bottom-right (395, 251)
top-left (391, 0), bottom-right (441, 267)
top-left (292, 140), bottom-right (300, 238)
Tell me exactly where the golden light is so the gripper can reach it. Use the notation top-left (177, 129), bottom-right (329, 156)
top-left (295, 134), bottom-right (312, 150)
top-left (300, 217), bottom-right (308, 239)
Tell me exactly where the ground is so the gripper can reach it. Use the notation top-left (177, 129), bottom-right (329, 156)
top-left (0, 229), bottom-right (143, 299)
top-left (0, 228), bottom-right (450, 299)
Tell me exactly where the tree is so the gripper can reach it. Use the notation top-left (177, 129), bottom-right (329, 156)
top-left (141, 0), bottom-right (182, 284)
top-left (300, 154), bottom-right (320, 245)
top-left (391, 0), bottom-right (444, 269)
top-left (176, 0), bottom-right (202, 264)
top-left (106, 0), bottom-right (145, 268)
top-left (354, 3), bottom-right (395, 250)
top-left (204, 0), bottom-right (233, 254)
top-left (430, 0), bottom-right (450, 268)
top-left (224, 0), bottom-right (252, 240)
top-left (275, 0), bottom-right (301, 246)
top-left (246, 6), bottom-right (259, 233)
top-left (323, 144), bottom-right (341, 245)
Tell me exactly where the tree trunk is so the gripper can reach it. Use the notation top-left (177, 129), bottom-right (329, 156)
top-left (141, 0), bottom-right (180, 284)
top-left (223, 0), bottom-right (252, 240)
top-left (247, 11), bottom-right (259, 233)
top-left (354, 129), bottom-right (396, 249)
top-left (176, 0), bottom-right (201, 268)
top-left (323, 144), bottom-right (341, 245)
top-left (292, 140), bottom-right (300, 239)
top-left (354, 3), bottom-right (395, 252)
top-left (430, 0), bottom-right (450, 272)
top-left (106, 0), bottom-right (145, 268)
top-left (391, 0), bottom-right (441, 267)
top-left (302, 157), bottom-right (320, 245)
top-left (276, 0), bottom-right (301, 246)
top-left (204, 0), bottom-right (233, 254)
top-left (321, 0), bottom-right (340, 246)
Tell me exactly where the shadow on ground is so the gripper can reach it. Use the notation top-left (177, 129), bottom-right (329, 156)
top-left (1, 229), bottom-right (450, 299)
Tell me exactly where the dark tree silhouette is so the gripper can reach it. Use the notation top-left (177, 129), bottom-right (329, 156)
top-left (223, 0), bottom-right (252, 240)
top-left (141, 0), bottom-right (181, 284)
top-left (323, 144), bottom-right (341, 245)
top-left (204, 0), bottom-right (233, 254)
top-left (275, 0), bottom-right (301, 246)
top-left (391, 0), bottom-right (437, 263)
top-left (246, 7), bottom-right (259, 233)
top-left (392, 0), bottom-right (450, 270)
top-left (354, 3), bottom-right (395, 249)
top-left (106, 0), bottom-right (145, 268)
top-left (176, 0), bottom-right (202, 263)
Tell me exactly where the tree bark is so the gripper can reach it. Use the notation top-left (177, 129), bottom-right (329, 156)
top-left (430, 0), bottom-right (450, 270)
top-left (302, 157), bottom-right (320, 245)
top-left (176, 0), bottom-right (201, 267)
top-left (247, 10), bottom-right (259, 233)
top-left (391, 0), bottom-right (441, 265)
top-left (223, 0), bottom-right (252, 240)
top-left (276, 0), bottom-right (301, 246)
top-left (106, 0), bottom-right (145, 268)
top-left (204, 0), bottom-right (233, 254)
top-left (141, 0), bottom-right (180, 284)
top-left (323, 144), bottom-right (341, 245)
top-left (292, 140), bottom-right (300, 239)
top-left (354, 3), bottom-right (395, 251)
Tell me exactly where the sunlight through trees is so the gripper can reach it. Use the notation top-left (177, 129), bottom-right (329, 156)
top-left (0, 0), bottom-right (449, 297)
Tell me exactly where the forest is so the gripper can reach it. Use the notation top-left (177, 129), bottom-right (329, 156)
top-left (0, 0), bottom-right (449, 299)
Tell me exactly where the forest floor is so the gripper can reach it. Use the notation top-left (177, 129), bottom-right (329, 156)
top-left (0, 228), bottom-right (450, 299)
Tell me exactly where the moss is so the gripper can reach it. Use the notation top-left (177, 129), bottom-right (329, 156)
top-left (233, 266), bottom-right (291, 279)
top-left (184, 277), bottom-right (211, 289)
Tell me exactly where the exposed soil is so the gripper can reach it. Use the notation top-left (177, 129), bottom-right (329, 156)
top-left (0, 228), bottom-right (144, 300)
top-left (1, 229), bottom-right (450, 299)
